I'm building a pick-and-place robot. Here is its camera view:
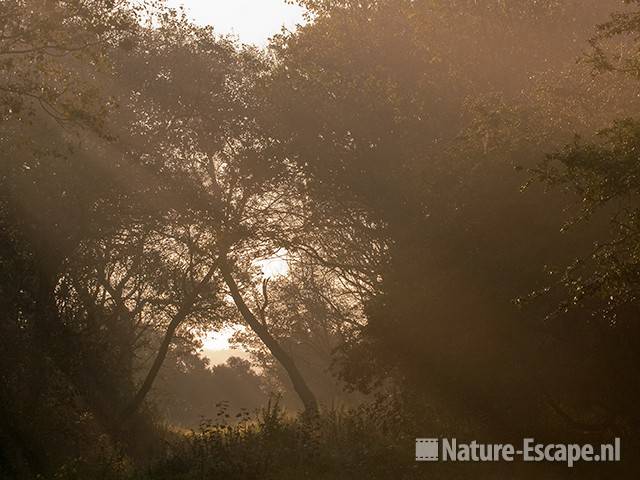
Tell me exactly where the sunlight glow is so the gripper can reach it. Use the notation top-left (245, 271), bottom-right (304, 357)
top-left (255, 248), bottom-right (290, 279)
top-left (201, 325), bottom-right (241, 351)
top-left (166, 0), bottom-right (307, 45)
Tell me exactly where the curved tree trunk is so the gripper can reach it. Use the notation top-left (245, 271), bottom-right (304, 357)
top-left (121, 265), bottom-right (217, 419)
top-left (120, 311), bottom-right (186, 420)
top-left (219, 259), bottom-right (319, 415)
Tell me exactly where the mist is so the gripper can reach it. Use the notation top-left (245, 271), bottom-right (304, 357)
top-left (2, 1), bottom-right (640, 478)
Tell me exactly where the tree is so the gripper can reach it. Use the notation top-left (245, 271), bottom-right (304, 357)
top-left (232, 257), bottom-right (370, 409)
top-left (0, 0), bottom-right (158, 474)
top-left (529, 1), bottom-right (640, 435)
top-left (92, 7), bottom-right (391, 417)
top-left (265, 0), bottom-right (637, 440)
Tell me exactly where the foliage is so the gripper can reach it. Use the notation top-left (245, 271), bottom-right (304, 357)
top-left (3, 0), bottom-right (640, 478)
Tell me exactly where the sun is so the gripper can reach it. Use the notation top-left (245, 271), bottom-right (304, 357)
top-left (255, 248), bottom-right (289, 279)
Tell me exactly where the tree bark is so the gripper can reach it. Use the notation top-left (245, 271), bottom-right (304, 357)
top-left (219, 258), bottom-right (319, 415)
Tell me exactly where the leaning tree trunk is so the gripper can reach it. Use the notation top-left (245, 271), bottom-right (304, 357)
top-left (121, 266), bottom-right (217, 419)
top-left (219, 259), bottom-right (319, 415)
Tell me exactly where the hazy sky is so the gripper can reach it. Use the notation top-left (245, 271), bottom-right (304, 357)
top-left (167, 0), bottom-right (306, 45)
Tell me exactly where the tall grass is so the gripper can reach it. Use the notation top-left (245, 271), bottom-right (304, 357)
top-left (137, 397), bottom-right (417, 480)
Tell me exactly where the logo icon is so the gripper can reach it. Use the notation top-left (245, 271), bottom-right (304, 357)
top-left (416, 438), bottom-right (439, 461)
